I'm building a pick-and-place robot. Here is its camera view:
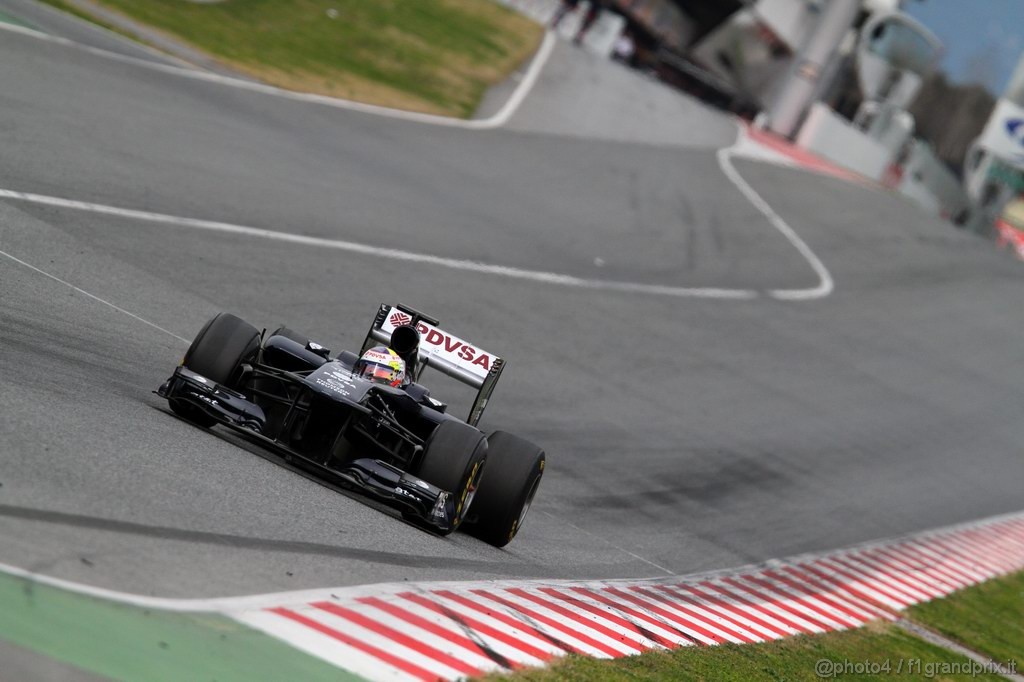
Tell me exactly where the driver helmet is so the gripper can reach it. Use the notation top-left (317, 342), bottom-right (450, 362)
top-left (355, 346), bottom-right (407, 387)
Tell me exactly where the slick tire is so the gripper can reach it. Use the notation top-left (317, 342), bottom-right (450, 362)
top-left (410, 421), bottom-right (487, 535)
top-left (269, 326), bottom-right (307, 346)
top-left (464, 431), bottom-right (544, 548)
top-left (171, 313), bottom-right (259, 427)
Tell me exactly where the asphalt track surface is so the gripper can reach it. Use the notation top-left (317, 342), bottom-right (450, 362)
top-left (2, 21), bottom-right (1024, 607)
top-left (0, 0), bottom-right (181, 64)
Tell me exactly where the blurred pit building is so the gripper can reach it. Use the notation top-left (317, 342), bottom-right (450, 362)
top-left (503, 0), bottom-right (1018, 237)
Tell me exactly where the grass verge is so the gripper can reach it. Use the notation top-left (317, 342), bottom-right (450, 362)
top-left (910, 569), bottom-right (1024, 669)
top-left (483, 571), bottom-right (1024, 681)
top-left (0, 571), bottom-right (351, 682)
top-left (37, 0), bottom-right (544, 117)
top-left (483, 623), bottom-right (1006, 682)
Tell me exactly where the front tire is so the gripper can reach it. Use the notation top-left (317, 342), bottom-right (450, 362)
top-left (268, 326), bottom-right (307, 346)
top-left (170, 312), bottom-right (259, 427)
top-left (410, 421), bottom-right (487, 535)
top-left (464, 431), bottom-right (544, 548)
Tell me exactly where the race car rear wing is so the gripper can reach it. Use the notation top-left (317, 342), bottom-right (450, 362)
top-left (360, 303), bottom-right (505, 427)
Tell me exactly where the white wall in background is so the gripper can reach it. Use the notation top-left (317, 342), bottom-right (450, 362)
top-left (897, 141), bottom-right (969, 218)
top-left (796, 102), bottom-right (892, 180)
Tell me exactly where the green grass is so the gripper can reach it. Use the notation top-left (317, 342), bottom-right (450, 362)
top-left (483, 572), bottom-right (1024, 681)
top-left (3, 562), bottom-right (1020, 681)
top-left (483, 622), bottom-right (1006, 681)
top-left (910, 569), bottom-right (1024, 669)
top-left (0, 571), bottom-right (352, 682)
top-left (40, 0), bottom-right (543, 117)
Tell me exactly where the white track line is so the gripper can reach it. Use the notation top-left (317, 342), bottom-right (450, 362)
top-left (1, 507), bottom-right (1021, 614)
top-left (0, 18), bottom-right (831, 299)
top-left (2, 510), bottom-right (1024, 680)
top-left (717, 126), bottom-right (835, 301)
top-left (0, 172), bottom-right (825, 300)
top-left (1, 19), bottom-right (833, 300)
top-left (0, 188), bottom-right (756, 300)
top-left (0, 248), bottom-right (189, 343)
top-left (0, 20), bottom-right (555, 130)
top-left (8, 0), bottom-right (196, 69)
top-left (0, 172), bottom-right (826, 301)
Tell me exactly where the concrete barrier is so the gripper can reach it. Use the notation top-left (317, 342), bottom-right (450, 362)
top-left (897, 140), bottom-right (969, 219)
top-left (796, 102), bottom-right (892, 181)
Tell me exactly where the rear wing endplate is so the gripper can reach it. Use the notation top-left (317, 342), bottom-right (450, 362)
top-left (360, 304), bottom-right (504, 427)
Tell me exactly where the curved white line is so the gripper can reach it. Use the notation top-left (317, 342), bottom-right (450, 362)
top-left (0, 20), bottom-right (556, 130)
top-left (0, 187), bottom-right (757, 300)
top-left (716, 126), bottom-right (835, 301)
top-left (8, 0), bottom-right (196, 69)
top-left (1, 20), bottom-right (829, 300)
top-left (483, 30), bottom-right (557, 128)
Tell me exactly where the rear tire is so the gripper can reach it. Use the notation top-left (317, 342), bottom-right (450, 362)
top-left (409, 421), bottom-right (487, 534)
top-left (464, 431), bottom-right (544, 548)
top-left (170, 313), bottom-right (259, 427)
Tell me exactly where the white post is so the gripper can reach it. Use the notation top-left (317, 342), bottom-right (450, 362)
top-left (764, 0), bottom-right (862, 139)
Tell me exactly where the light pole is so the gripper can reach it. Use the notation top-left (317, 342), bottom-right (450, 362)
top-left (764, 0), bottom-right (862, 139)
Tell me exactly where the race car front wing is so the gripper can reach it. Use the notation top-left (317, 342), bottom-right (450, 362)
top-left (157, 366), bottom-right (461, 533)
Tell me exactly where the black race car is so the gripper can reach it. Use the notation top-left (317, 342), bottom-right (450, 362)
top-left (157, 303), bottom-right (544, 547)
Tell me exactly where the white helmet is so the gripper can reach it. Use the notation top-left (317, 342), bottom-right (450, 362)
top-left (355, 346), bottom-right (407, 387)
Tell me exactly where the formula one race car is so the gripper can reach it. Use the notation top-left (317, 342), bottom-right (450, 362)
top-left (157, 303), bottom-right (544, 547)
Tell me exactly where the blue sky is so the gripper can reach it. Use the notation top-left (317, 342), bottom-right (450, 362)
top-left (903, 0), bottom-right (1023, 93)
